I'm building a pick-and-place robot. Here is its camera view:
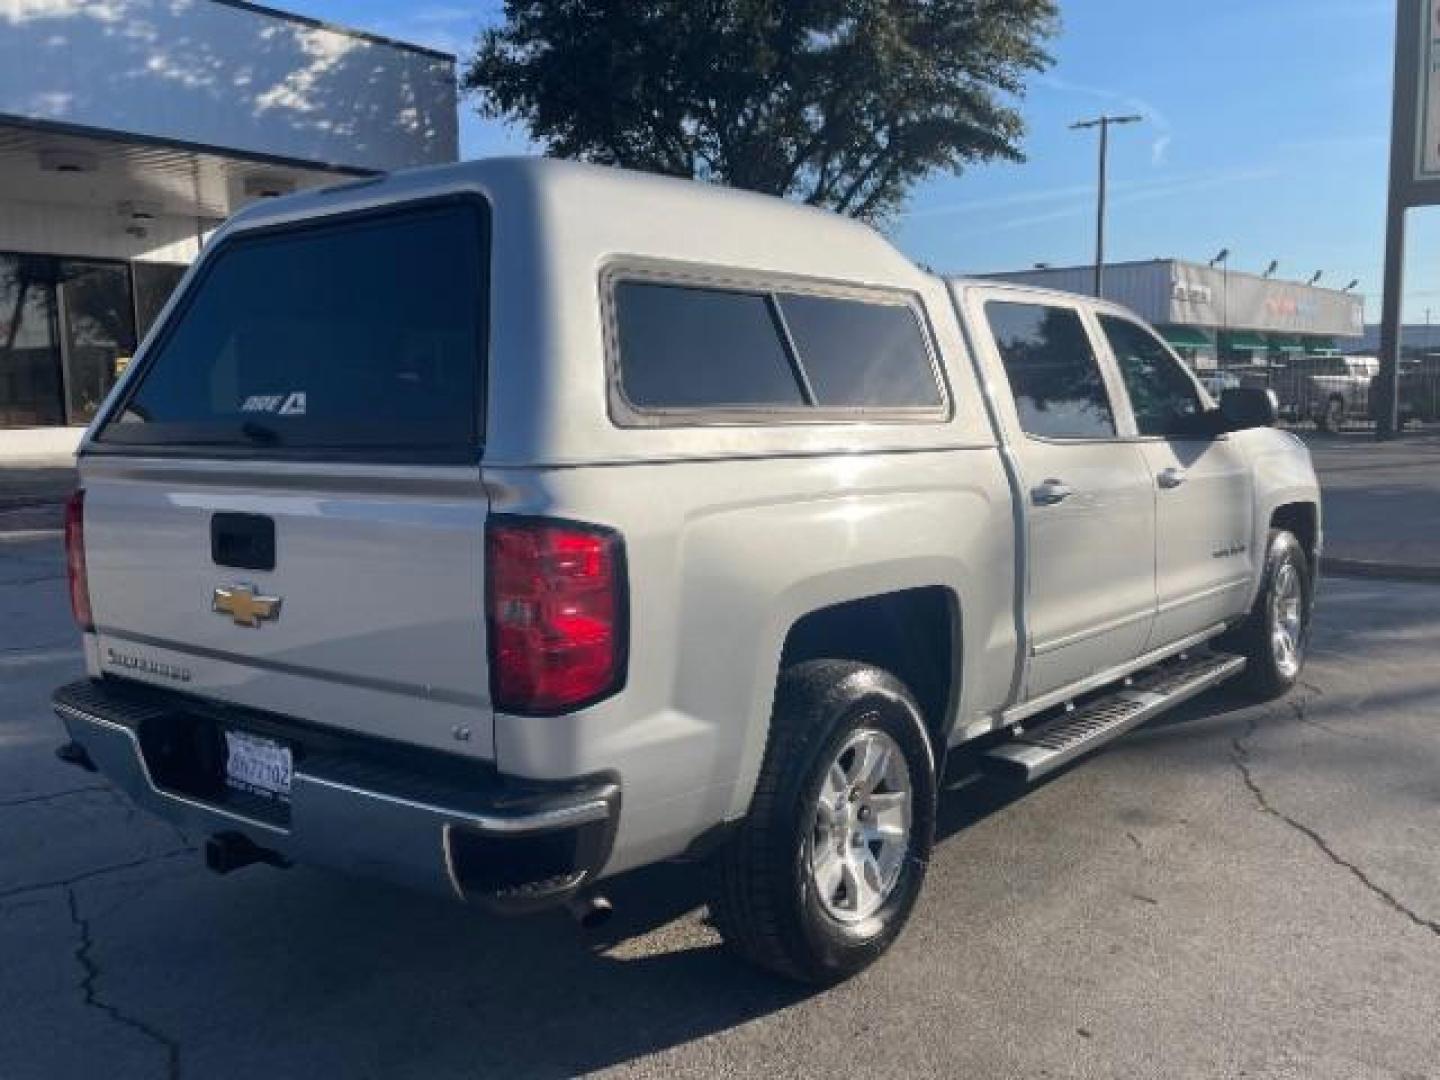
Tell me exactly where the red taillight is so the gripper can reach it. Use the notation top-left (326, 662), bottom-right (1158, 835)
top-left (64, 490), bottom-right (93, 631)
top-left (486, 519), bottom-right (626, 714)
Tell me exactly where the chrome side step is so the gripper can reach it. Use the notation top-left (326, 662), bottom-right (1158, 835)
top-left (981, 652), bottom-right (1246, 783)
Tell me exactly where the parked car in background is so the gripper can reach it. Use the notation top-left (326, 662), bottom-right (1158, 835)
top-left (1197, 370), bottom-right (1241, 399)
top-left (1264, 354), bottom-right (1376, 432)
top-left (1395, 360), bottom-right (1439, 426)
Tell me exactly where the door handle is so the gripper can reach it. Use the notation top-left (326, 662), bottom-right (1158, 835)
top-left (1157, 467), bottom-right (1188, 490)
top-left (1031, 479), bottom-right (1074, 506)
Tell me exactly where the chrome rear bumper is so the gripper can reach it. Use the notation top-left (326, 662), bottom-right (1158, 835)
top-left (53, 679), bottom-right (619, 912)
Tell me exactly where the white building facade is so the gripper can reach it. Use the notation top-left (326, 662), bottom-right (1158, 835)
top-left (0, 0), bottom-right (457, 457)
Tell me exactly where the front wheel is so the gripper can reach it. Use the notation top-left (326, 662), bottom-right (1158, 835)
top-left (1225, 530), bottom-right (1313, 700)
top-left (709, 661), bottom-right (937, 984)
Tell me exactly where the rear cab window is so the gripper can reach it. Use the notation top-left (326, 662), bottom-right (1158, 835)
top-left (94, 198), bottom-right (488, 462)
top-left (608, 272), bottom-right (946, 422)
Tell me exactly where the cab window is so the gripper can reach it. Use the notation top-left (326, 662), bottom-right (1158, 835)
top-left (1099, 314), bottom-right (1207, 438)
top-left (984, 301), bottom-right (1116, 439)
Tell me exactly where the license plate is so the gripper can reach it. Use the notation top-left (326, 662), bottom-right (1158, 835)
top-left (223, 730), bottom-right (293, 801)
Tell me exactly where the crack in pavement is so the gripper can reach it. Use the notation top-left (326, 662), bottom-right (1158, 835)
top-left (0, 637), bottom-right (75, 653)
top-left (0, 846), bottom-right (193, 904)
top-left (1284, 696), bottom-right (1374, 743)
top-left (0, 785), bottom-right (108, 807)
top-left (67, 886), bottom-right (183, 1080)
top-left (0, 782), bottom-right (181, 844)
top-left (1231, 709), bottom-right (1440, 939)
top-left (1, 572), bottom-right (66, 587)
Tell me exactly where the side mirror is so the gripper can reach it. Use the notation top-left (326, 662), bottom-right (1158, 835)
top-left (1219, 386), bottom-right (1279, 431)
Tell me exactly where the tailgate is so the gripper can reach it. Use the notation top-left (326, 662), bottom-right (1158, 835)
top-left (74, 195), bottom-right (494, 758)
top-left (81, 459), bottom-right (494, 759)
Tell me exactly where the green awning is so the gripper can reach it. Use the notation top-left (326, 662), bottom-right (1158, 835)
top-left (1221, 331), bottom-right (1269, 351)
top-left (1305, 337), bottom-right (1338, 355)
top-left (1269, 335), bottom-right (1306, 352)
top-left (1158, 325), bottom-right (1213, 349)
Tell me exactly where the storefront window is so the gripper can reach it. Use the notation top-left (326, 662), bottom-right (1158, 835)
top-left (0, 253), bottom-right (177, 428)
top-left (0, 254), bottom-right (63, 427)
top-left (59, 261), bottom-right (136, 425)
top-left (133, 262), bottom-right (188, 341)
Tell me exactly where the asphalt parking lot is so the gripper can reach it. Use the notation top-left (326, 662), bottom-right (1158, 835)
top-left (2, 532), bottom-right (1438, 1080)
top-left (1302, 432), bottom-right (1440, 572)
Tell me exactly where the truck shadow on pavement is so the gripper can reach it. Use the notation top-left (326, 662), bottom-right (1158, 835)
top-left (51, 585), bottom-right (1440, 1077)
top-left (138, 685), bottom-right (1271, 1077)
top-left (142, 860), bottom-right (814, 1078)
top-left (70, 679), bottom-right (1348, 1079)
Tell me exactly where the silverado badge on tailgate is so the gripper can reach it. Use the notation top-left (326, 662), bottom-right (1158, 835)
top-left (212, 584), bottom-right (283, 628)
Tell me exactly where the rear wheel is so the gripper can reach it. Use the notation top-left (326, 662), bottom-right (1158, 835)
top-left (709, 660), bottom-right (937, 984)
top-left (1225, 529), bottom-right (1312, 700)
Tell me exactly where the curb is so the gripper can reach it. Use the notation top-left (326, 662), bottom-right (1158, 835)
top-left (1322, 556), bottom-right (1440, 584)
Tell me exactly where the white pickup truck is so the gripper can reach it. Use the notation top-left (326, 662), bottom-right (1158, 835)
top-left (53, 158), bottom-right (1320, 983)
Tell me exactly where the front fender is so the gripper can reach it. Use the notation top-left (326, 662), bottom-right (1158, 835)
top-left (1234, 427), bottom-right (1322, 606)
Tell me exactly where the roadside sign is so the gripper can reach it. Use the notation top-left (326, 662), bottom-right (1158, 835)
top-left (1422, 0), bottom-right (1440, 179)
top-left (1379, 0), bottom-right (1439, 438)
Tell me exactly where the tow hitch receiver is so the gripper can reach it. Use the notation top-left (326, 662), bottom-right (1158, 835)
top-left (204, 831), bottom-right (290, 875)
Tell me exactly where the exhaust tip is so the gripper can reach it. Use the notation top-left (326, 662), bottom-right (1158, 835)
top-left (565, 893), bottom-right (614, 930)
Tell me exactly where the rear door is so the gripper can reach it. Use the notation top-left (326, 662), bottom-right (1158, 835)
top-left (966, 290), bottom-right (1157, 701)
top-left (79, 197), bottom-right (495, 759)
top-left (1094, 312), bottom-right (1255, 649)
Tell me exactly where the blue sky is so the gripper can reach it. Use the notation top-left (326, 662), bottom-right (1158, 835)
top-left (313, 0), bottom-right (1431, 322)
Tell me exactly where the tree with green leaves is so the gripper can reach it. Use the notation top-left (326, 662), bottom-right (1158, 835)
top-left (465, 0), bottom-right (1059, 224)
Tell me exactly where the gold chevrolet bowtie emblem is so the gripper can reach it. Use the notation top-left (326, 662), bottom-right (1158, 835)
top-left (212, 584), bottom-right (282, 628)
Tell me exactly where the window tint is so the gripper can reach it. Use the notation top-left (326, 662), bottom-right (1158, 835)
top-left (777, 293), bottom-right (941, 408)
top-left (614, 282), bottom-right (804, 409)
top-left (985, 302), bottom-right (1115, 439)
top-left (1099, 314), bottom-right (1205, 437)
top-left (97, 201), bottom-right (485, 457)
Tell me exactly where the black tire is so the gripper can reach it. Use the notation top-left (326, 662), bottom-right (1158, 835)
top-left (709, 660), bottom-right (938, 984)
top-left (1223, 530), bottom-right (1312, 701)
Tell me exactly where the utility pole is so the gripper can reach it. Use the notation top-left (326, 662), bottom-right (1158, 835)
top-left (1071, 114), bottom-right (1144, 298)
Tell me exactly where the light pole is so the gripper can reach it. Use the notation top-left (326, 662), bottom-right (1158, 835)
top-left (1071, 114), bottom-right (1144, 298)
top-left (1210, 248), bottom-right (1231, 362)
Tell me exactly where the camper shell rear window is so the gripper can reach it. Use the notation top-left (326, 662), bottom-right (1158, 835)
top-left (93, 197), bottom-right (488, 463)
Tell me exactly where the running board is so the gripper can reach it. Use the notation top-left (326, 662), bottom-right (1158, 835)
top-left (981, 652), bottom-right (1246, 783)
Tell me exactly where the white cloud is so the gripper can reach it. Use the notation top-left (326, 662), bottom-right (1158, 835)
top-left (0, 0), bottom-right (125, 23)
top-left (908, 166), bottom-right (1264, 223)
top-left (1276, 134), bottom-right (1387, 155)
top-left (1037, 73), bottom-right (1174, 168)
top-left (254, 25), bottom-right (359, 115)
top-left (955, 166), bottom-right (1279, 237)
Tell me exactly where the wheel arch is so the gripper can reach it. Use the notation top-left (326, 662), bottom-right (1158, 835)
top-left (777, 586), bottom-right (963, 761)
top-left (1269, 501), bottom-right (1320, 572)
